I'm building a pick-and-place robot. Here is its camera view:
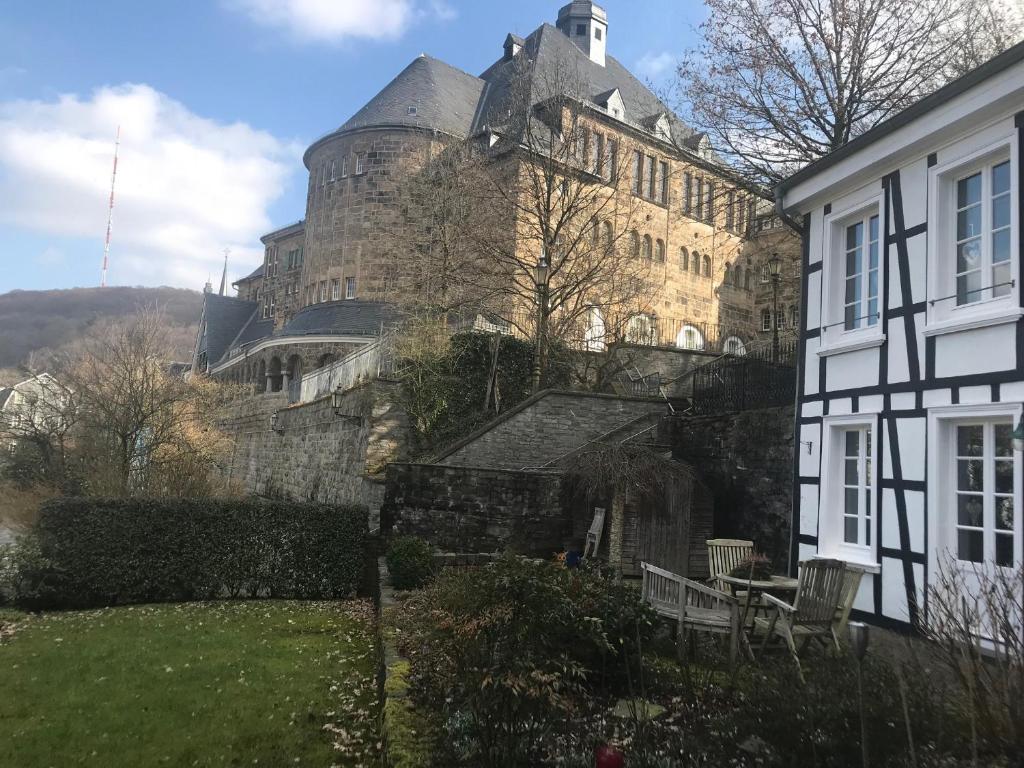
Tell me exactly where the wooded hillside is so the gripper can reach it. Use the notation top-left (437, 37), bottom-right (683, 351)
top-left (0, 286), bottom-right (203, 376)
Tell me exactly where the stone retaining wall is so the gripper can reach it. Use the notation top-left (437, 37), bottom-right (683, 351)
top-left (382, 464), bottom-right (570, 557)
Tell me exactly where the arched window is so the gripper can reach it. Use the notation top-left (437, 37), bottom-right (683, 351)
top-left (692, 251), bottom-right (701, 275)
top-left (642, 234), bottom-right (653, 260)
top-left (655, 239), bottom-right (665, 263)
top-left (256, 359), bottom-right (267, 393)
top-left (679, 247), bottom-right (689, 271)
top-left (734, 266), bottom-right (743, 288)
top-left (267, 356), bottom-right (283, 393)
top-left (630, 231), bottom-right (640, 257)
top-left (723, 336), bottom-right (747, 356)
top-left (744, 269), bottom-right (752, 290)
top-left (703, 255), bottom-right (712, 277)
top-left (590, 217), bottom-right (600, 247)
top-left (675, 324), bottom-right (705, 350)
top-left (625, 314), bottom-right (657, 346)
top-left (603, 221), bottom-right (614, 249)
top-left (723, 264), bottom-right (731, 285)
top-left (583, 306), bottom-right (606, 351)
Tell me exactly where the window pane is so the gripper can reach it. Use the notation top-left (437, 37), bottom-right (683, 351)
top-left (996, 459), bottom-right (1014, 494)
top-left (958, 530), bottom-right (984, 563)
top-left (995, 424), bottom-right (1013, 456)
top-left (869, 240), bottom-right (879, 271)
top-left (958, 425), bottom-right (984, 456)
top-left (993, 229), bottom-right (1011, 264)
top-left (993, 262), bottom-right (1012, 298)
top-left (868, 270), bottom-right (878, 300)
top-left (958, 459), bottom-right (984, 491)
top-left (844, 516), bottom-right (859, 544)
top-left (865, 489), bottom-right (872, 546)
top-left (846, 221), bottom-right (863, 250)
top-left (958, 172), bottom-right (982, 208)
top-left (996, 534), bottom-right (1014, 567)
top-left (957, 206), bottom-right (982, 240)
top-left (845, 458), bottom-right (859, 484)
top-left (992, 161), bottom-right (1010, 195)
top-left (845, 430), bottom-right (860, 455)
top-left (993, 193), bottom-right (1011, 231)
top-left (957, 272), bottom-right (982, 305)
top-left (996, 496), bottom-right (1014, 531)
top-left (869, 215), bottom-right (879, 243)
top-left (845, 488), bottom-right (859, 516)
top-left (957, 495), bottom-right (984, 527)
top-left (845, 276), bottom-right (861, 304)
top-left (956, 238), bottom-right (982, 272)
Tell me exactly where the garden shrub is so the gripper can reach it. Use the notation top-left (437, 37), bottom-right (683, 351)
top-left (385, 536), bottom-right (435, 590)
top-left (12, 497), bottom-right (368, 608)
top-left (399, 556), bottom-right (656, 767)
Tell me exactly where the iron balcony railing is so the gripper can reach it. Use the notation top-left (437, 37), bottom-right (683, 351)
top-left (690, 339), bottom-right (798, 414)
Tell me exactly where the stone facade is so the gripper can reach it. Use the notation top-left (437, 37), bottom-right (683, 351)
top-left (217, 381), bottom-right (408, 524)
top-left (216, 339), bottom-right (364, 394)
top-left (435, 390), bottom-right (666, 470)
top-left (671, 404), bottom-right (795, 567)
top-left (382, 464), bottom-right (570, 556)
top-left (260, 222), bottom-right (306, 329)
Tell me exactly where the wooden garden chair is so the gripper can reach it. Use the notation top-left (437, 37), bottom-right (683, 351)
top-left (706, 538), bottom-right (754, 590)
top-left (755, 558), bottom-right (846, 680)
top-left (641, 562), bottom-right (744, 670)
top-left (829, 564), bottom-right (867, 648)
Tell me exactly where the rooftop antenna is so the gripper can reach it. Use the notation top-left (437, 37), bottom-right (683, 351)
top-left (100, 125), bottom-right (120, 288)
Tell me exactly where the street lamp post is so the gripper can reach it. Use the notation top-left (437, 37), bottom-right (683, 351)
top-left (531, 255), bottom-right (550, 394)
top-left (767, 254), bottom-right (782, 362)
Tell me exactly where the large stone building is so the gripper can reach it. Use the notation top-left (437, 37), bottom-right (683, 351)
top-left (192, 1), bottom-right (799, 388)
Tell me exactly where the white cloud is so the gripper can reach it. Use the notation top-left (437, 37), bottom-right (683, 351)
top-left (0, 84), bottom-right (299, 288)
top-left (635, 51), bottom-right (677, 81)
top-left (225, 0), bottom-right (424, 43)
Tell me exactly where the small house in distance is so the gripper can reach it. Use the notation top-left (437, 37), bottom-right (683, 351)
top-left (777, 41), bottom-right (1024, 630)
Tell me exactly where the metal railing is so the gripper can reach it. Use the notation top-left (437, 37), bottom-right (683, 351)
top-left (296, 334), bottom-right (395, 404)
top-left (691, 339), bottom-right (797, 414)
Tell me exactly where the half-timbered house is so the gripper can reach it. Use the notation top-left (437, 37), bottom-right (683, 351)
top-left (777, 41), bottom-right (1024, 629)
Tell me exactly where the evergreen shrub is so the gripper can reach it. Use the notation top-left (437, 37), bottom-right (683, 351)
top-left (385, 536), bottom-right (435, 590)
top-left (12, 497), bottom-right (368, 608)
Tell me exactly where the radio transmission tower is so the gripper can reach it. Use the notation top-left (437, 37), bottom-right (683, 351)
top-left (100, 126), bottom-right (121, 288)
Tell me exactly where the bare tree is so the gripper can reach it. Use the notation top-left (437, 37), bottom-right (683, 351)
top-left (59, 310), bottom-right (235, 497)
top-left (677, 0), bottom-right (1024, 184)
top-left (0, 374), bottom-right (78, 486)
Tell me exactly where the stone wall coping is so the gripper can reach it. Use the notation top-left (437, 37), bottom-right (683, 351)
top-left (387, 461), bottom-right (562, 479)
top-left (428, 388), bottom-right (665, 464)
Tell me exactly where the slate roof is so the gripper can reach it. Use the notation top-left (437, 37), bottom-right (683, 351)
top-left (310, 17), bottom-right (702, 159)
top-left (200, 293), bottom-right (259, 367)
top-left (337, 55), bottom-right (488, 138)
top-left (0, 388), bottom-right (12, 410)
top-left (282, 301), bottom-right (399, 337)
top-left (234, 264), bottom-right (264, 285)
top-left (477, 23), bottom-right (700, 150)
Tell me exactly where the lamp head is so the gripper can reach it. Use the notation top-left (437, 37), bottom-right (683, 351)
top-left (533, 254), bottom-right (550, 286)
top-left (767, 254), bottom-right (782, 279)
top-left (848, 620), bottom-right (870, 662)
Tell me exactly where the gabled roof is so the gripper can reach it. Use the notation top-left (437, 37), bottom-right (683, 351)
top-left (200, 293), bottom-right (258, 366)
top-left (337, 54), bottom-right (488, 139)
top-left (477, 23), bottom-right (699, 150)
top-left (0, 388), bottom-right (12, 410)
top-left (234, 263), bottom-right (264, 286)
top-left (282, 301), bottom-right (399, 337)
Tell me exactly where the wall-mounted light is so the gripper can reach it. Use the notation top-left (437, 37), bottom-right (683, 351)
top-left (332, 387), bottom-right (363, 423)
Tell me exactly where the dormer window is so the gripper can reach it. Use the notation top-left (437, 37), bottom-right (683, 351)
top-left (407, 106), bottom-right (417, 116)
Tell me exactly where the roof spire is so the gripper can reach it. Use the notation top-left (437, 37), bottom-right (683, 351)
top-left (219, 248), bottom-right (230, 296)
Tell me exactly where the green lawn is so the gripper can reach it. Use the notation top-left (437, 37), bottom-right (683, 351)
top-left (0, 601), bottom-right (381, 767)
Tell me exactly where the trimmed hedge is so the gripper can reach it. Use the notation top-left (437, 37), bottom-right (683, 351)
top-left (21, 497), bottom-right (368, 608)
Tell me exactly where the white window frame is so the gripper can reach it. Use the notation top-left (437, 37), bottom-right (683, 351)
top-left (675, 324), bottom-right (705, 351)
top-left (345, 277), bottom-right (356, 299)
top-left (819, 413), bottom-right (880, 568)
top-left (819, 194), bottom-right (886, 357)
top-left (926, 135), bottom-right (1020, 335)
top-left (355, 153), bottom-right (366, 175)
top-left (927, 403), bottom-right (1023, 581)
top-left (330, 278), bottom-right (340, 301)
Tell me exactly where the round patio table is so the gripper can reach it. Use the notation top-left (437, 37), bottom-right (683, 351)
top-left (716, 574), bottom-right (800, 657)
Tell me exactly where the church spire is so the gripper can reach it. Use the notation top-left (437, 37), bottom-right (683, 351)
top-left (218, 248), bottom-right (230, 296)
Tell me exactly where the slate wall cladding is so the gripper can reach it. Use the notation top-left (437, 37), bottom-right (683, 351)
top-left (382, 464), bottom-right (571, 556)
top-left (671, 404), bottom-right (795, 567)
top-left (436, 391), bottom-right (666, 471)
top-left (217, 381), bottom-right (408, 526)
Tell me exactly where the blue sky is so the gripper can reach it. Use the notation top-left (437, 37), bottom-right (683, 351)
top-left (0, 0), bottom-right (704, 293)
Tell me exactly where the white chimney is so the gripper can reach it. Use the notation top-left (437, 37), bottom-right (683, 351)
top-left (556, 1), bottom-right (607, 67)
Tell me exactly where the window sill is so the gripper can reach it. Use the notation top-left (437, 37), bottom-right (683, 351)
top-left (812, 553), bottom-right (880, 574)
top-left (816, 333), bottom-right (886, 357)
top-left (922, 306), bottom-right (1023, 337)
